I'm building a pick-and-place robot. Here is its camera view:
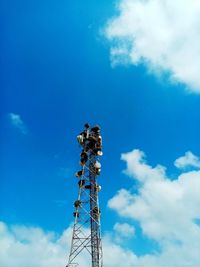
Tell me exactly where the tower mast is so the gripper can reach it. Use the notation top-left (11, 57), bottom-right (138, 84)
top-left (66, 123), bottom-right (103, 267)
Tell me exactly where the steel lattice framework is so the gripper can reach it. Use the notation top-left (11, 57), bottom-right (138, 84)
top-left (66, 124), bottom-right (103, 267)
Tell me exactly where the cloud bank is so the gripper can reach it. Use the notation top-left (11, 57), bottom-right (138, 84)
top-left (105, 0), bottom-right (200, 93)
top-left (0, 222), bottom-right (70, 267)
top-left (0, 222), bottom-right (137, 267)
top-left (108, 149), bottom-right (200, 267)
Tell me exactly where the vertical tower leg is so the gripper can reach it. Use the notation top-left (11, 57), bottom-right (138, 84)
top-left (90, 154), bottom-right (103, 267)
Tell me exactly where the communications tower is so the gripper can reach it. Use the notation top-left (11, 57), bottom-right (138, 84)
top-left (66, 123), bottom-right (103, 267)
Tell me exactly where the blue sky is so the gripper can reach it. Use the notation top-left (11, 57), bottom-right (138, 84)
top-left (1, 1), bottom-right (200, 267)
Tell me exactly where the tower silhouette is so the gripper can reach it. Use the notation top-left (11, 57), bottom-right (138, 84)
top-left (66, 124), bottom-right (103, 267)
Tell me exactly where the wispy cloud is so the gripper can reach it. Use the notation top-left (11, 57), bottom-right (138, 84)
top-left (8, 113), bottom-right (27, 134)
top-left (105, 0), bottom-right (200, 93)
top-left (114, 222), bottom-right (135, 238)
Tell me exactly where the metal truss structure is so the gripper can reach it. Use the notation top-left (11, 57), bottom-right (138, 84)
top-left (66, 124), bottom-right (103, 267)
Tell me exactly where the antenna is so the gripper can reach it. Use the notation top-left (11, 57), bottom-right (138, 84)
top-left (66, 123), bottom-right (103, 267)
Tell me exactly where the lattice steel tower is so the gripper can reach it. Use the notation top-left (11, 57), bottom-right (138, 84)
top-left (66, 123), bottom-right (103, 267)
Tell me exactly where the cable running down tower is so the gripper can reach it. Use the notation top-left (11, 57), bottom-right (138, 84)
top-left (66, 123), bottom-right (103, 267)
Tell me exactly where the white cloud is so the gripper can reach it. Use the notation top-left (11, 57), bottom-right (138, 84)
top-left (121, 149), bottom-right (166, 182)
top-left (108, 149), bottom-right (200, 267)
top-left (0, 222), bottom-right (71, 267)
top-left (105, 0), bottom-right (200, 93)
top-left (174, 151), bottom-right (200, 169)
top-left (103, 234), bottom-right (137, 267)
top-left (0, 221), bottom-right (137, 267)
top-left (8, 113), bottom-right (27, 134)
top-left (114, 222), bottom-right (135, 238)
